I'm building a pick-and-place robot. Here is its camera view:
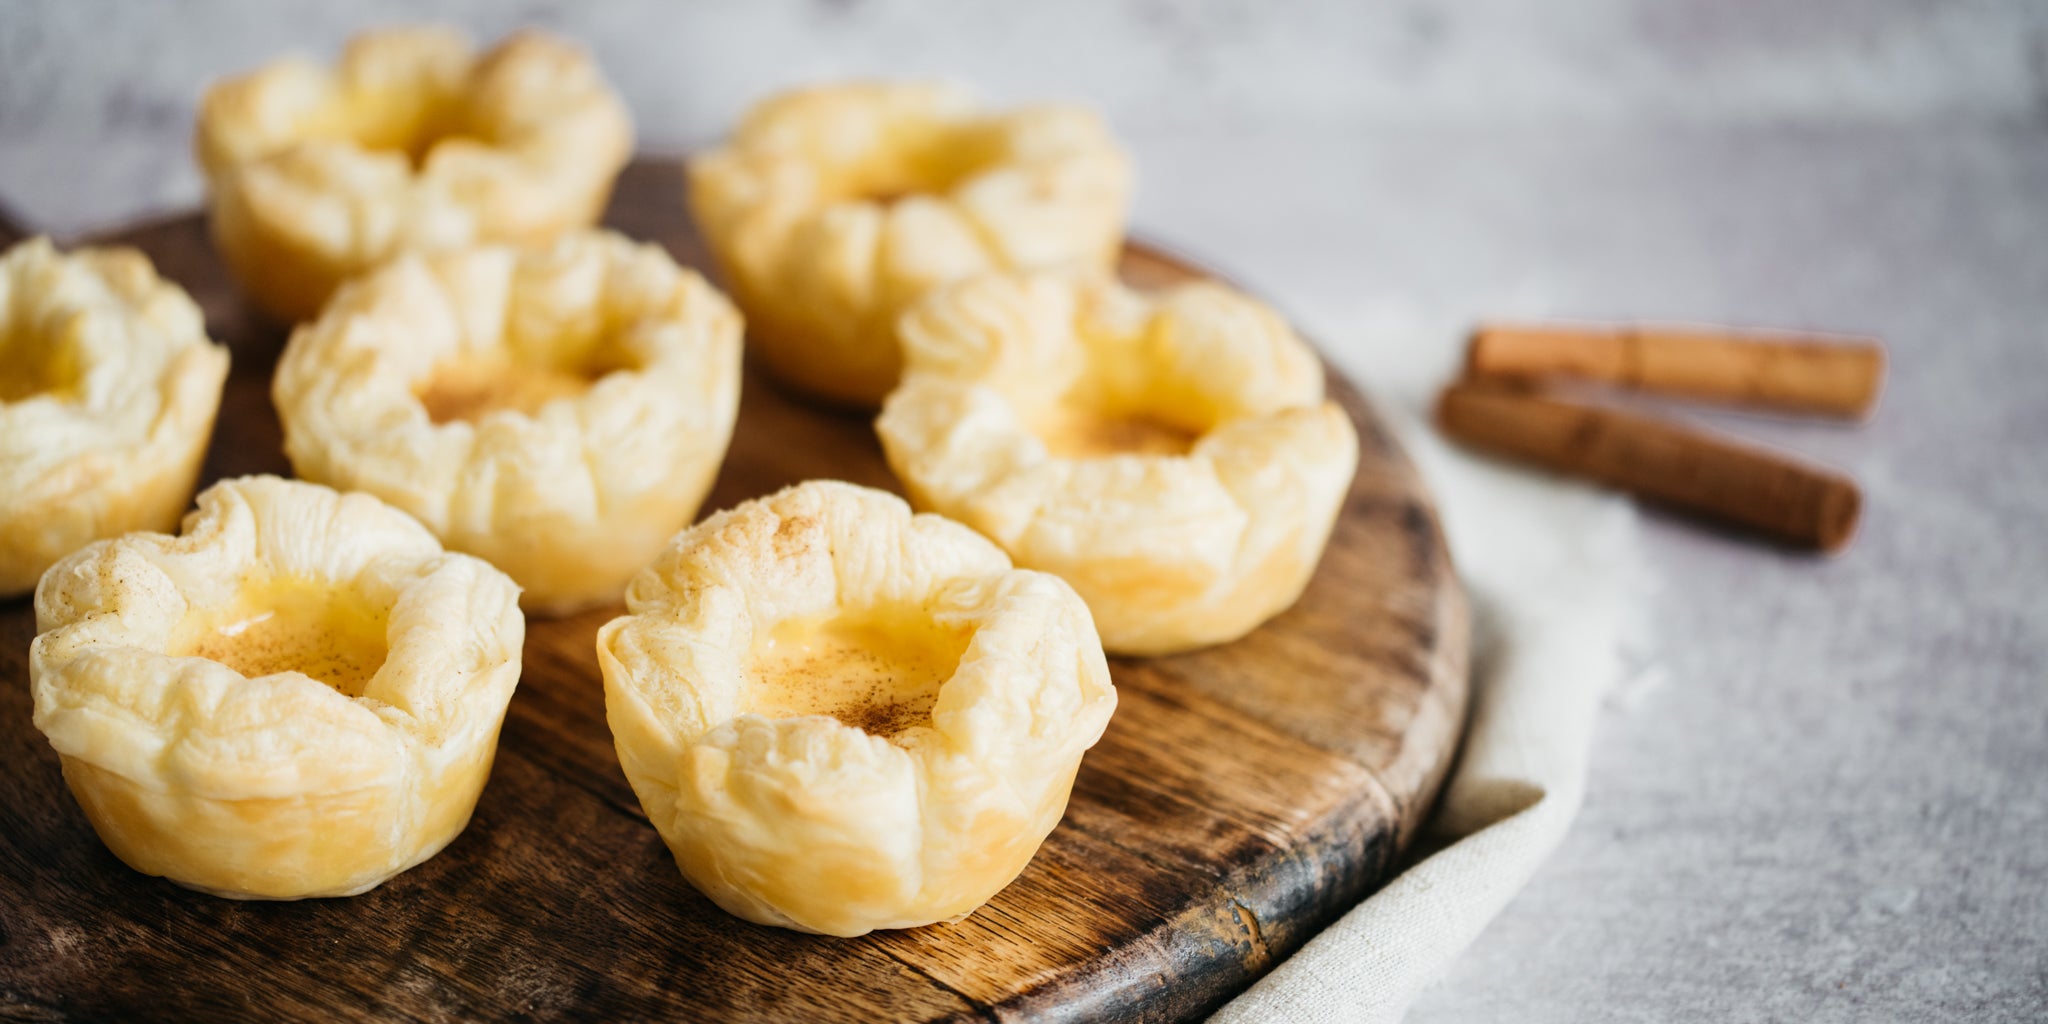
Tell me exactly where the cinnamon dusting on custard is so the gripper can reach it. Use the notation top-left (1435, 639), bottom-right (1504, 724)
top-left (173, 575), bottom-right (389, 696)
top-left (744, 612), bottom-right (972, 741)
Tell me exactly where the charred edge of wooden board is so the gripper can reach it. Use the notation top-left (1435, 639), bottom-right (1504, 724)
top-left (996, 740), bottom-right (1402, 1020)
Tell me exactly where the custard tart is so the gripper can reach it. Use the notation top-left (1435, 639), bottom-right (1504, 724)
top-left (0, 237), bottom-right (228, 598)
top-left (876, 272), bottom-right (1358, 655)
top-left (30, 475), bottom-right (523, 899)
top-left (272, 229), bottom-right (743, 616)
top-left (597, 480), bottom-right (1116, 935)
top-left (689, 81), bottom-right (1130, 407)
top-left (196, 26), bottom-right (632, 321)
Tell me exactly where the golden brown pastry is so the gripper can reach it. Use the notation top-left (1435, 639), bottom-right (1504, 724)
top-left (0, 237), bottom-right (229, 598)
top-left (29, 475), bottom-right (523, 899)
top-left (196, 26), bottom-right (632, 321)
top-left (876, 272), bottom-right (1359, 655)
top-left (597, 480), bottom-right (1116, 936)
top-left (272, 229), bottom-right (743, 616)
top-left (688, 81), bottom-right (1131, 407)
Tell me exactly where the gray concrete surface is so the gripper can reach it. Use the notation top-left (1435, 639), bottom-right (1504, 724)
top-left (3, 2), bottom-right (2045, 1020)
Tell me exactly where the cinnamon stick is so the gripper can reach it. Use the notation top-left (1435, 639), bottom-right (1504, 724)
top-left (1466, 323), bottom-right (1885, 419)
top-left (1435, 382), bottom-right (1861, 552)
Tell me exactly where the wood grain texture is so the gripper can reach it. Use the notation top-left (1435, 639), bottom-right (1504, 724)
top-left (0, 159), bottom-right (1468, 1023)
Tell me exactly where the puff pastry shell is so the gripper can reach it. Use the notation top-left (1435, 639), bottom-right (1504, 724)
top-left (196, 26), bottom-right (632, 321)
top-left (0, 237), bottom-right (228, 598)
top-left (876, 273), bottom-right (1359, 655)
top-left (29, 475), bottom-right (523, 899)
top-left (597, 480), bottom-right (1116, 935)
top-left (272, 229), bottom-right (742, 616)
top-left (688, 81), bottom-right (1130, 407)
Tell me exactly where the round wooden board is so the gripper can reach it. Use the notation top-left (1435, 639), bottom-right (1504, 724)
top-left (0, 159), bottom-right (1468, 1023)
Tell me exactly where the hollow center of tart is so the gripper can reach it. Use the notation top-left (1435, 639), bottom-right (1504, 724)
top-left (415, 354), bottom-right (611, 424)
top-left (0, 332), bottom-right (84, 402)
top-left (743, 611), bottom-right (975, 740)
top-left (172, 576), bottom-right (389, 697)
top-left (1030, 399), bottom-right (1203, 459)
top-left (854, 162), bottom-right (983, 205)
top-left (847, 129), bottom-right (1006, 204)
top-left (344, 94), bottom-right (478, 169)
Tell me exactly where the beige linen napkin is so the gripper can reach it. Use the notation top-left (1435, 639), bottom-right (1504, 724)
top-left (1211, 347), bottom-right (1641, 1022)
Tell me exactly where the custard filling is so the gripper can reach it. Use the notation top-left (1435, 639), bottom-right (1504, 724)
top-left (415, 355), bottom-right (606, 424)
top-left (1031, 401), bottom-right (1201, 459)
top-left (0, 332), bottom-right (83, 403)
top-left (744, 611), bottom-right (973, 740)
top-left (172, 575), bottom-right (390, 697)
top-left (331, 92), bottom-right (475, 169)
top-left (834, 127), bottom-right (1003, 206)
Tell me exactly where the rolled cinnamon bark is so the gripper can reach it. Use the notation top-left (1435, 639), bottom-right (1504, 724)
top-left (1436, 382), bottom-right (1861, 552)
top-left (1466, 323), bottom-right (1885, 419)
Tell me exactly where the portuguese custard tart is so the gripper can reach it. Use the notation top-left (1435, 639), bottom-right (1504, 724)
top-left (272, 229), bottom-right (742, 616)
top-left (29, 475), bottom-right (524, 899)
top-left (196, 26), bottom-right (632, 322)
top-left (688, 81), bottom-right (1132, 408)
top-left (597, 480), bottom-right (1117, 936)
top-left (876, 272), bottom-right (1360, 655)
top-left (0, 237), bottom-right (229, 598)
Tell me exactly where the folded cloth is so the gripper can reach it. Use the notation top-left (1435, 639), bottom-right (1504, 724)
top-left (1210, 371), bottom-right (1640, 1023)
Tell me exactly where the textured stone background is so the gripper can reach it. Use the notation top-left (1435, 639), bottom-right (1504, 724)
top-left (3, 2), bottom-right (2046, 1020)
